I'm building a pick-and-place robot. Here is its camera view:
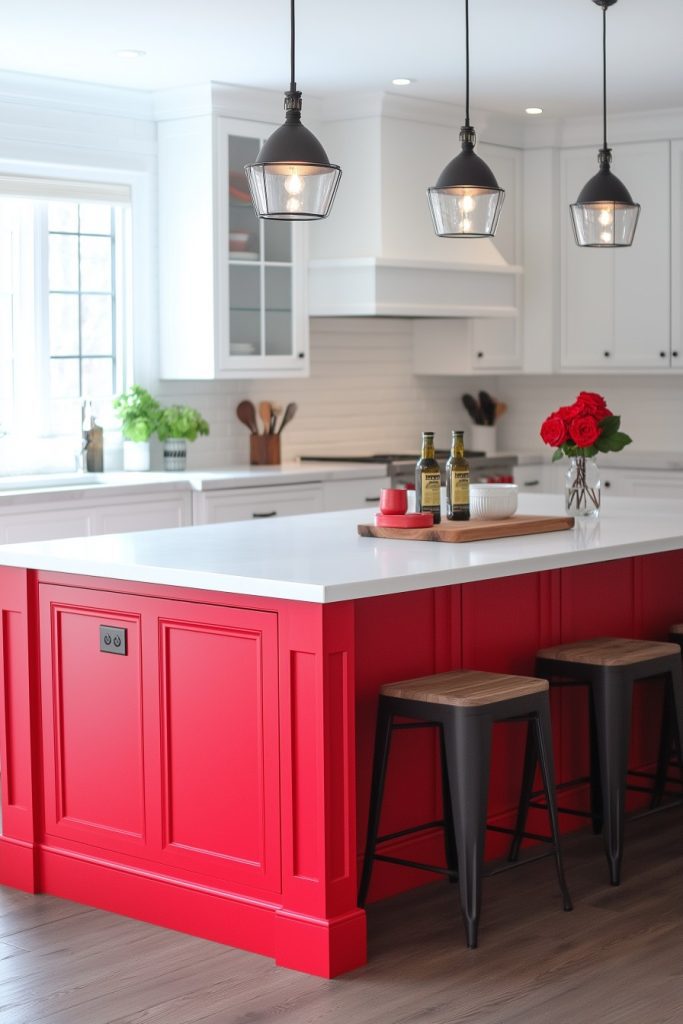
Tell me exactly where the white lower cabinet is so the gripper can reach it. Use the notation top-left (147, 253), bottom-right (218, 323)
top-left (193, 484), bottom-right (324, 524)
top-left (0, 491), bottom-right (192, 544)
top-left (93, 494), bottom-right (192, 534)
top-left (515, 464), bottom-right (683, 501)
top-left (322, 477), bottom-right (390, 511)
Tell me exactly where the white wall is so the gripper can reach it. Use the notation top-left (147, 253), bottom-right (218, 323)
top-left (495, 374), bottom-right (683, 454)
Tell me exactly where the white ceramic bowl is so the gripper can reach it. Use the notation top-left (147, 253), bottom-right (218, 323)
top-left (469, 483), bottom-right (518, 520)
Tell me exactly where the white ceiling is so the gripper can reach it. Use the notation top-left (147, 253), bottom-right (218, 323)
top-left (2, 0), bottom-right (682, 118)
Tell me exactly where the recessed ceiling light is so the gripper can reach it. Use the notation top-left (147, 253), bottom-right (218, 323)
top-left (525, 106), bottom-right (543, 115)
top-left (116, 49), bottom-right (146, 60)
top-left (392, 78), bottom-right (413, 86)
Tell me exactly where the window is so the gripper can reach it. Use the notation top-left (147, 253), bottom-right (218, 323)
top-left (0, 183), bottom-right (131, 439)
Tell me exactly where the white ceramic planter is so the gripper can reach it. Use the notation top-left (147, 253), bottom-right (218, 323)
top-left (163, 438), bottom-right (187, 472)
top-left (122, 440), bottom-right (151, 472)
top-left (470, 424), bottom-right (497, 455)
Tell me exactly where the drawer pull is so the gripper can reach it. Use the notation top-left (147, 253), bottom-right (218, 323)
top-left (523, 480), bottom-right (540, 487)
top-left (364, 496), bottom-right (381, 502)
top-left (252, 511), bottom-right (277, 518)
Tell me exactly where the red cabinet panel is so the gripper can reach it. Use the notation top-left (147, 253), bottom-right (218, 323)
top-left (150, 603), bottom-right (281, 892)
top-left (40, 588), bottom-right (146, 856)
top-left (38, 586), bottom-right (281, 893)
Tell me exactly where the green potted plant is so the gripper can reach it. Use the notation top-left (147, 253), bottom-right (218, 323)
top-left (157, 404), bottom-right (209, 471)
top-left (113, 385), bottom-right (162, 471)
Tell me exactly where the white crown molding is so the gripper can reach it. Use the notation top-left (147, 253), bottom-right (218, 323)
top-left (524, 105), bottom-right (683, 149)
top-left (153, 80), bottom-right (324, 123)
top-left (319, 91), bottom-right (525, 148)
top-left (0, 69), bottom-right (155, 121)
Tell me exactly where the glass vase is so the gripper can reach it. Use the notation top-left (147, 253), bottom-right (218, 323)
top-left (565, 456), bottom-right (600, 517)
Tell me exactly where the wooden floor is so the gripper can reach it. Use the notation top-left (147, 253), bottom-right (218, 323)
top-left (1, 812), bottom-right (682, 1024)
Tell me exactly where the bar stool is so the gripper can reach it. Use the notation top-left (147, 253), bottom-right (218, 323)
top-left (358, 670), bottom-right (572, 950)
top-left (511, 638), bottom-right (683, 887)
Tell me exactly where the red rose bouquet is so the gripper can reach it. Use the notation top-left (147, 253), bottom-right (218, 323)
top-left (540, 391), bottom-right (632, 462)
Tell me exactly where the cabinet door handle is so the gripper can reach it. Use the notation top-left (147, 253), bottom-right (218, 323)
top-left (476, 351), bottom-right (484, 359)
top-left (673, 351), bottom-right (680, 358)
top-left (604, 481), bottom-right (611, 488)
top-left (252, 510), bottom-right (277, 518)
top-left (523, 480), bottom-right (540, 487)
top-left (364, 496), bottom-right (381, 502)
top-left (660, 351), bottom-right (667, 358)
top-left (603, 351), bottom-right (611, 358)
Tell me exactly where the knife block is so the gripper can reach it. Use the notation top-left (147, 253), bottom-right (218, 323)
top-left (250, 434), bottom-right (281, 466)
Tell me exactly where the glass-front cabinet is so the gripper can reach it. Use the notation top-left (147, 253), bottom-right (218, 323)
top-left (158, 113), bottom-right (308, 380)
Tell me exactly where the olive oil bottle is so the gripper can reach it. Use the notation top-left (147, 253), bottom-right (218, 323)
top-left (446, 430), bottom-right (470, 521)
top-left (415, 431), bottom-right (441, 523)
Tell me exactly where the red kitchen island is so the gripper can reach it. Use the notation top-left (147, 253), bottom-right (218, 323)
top-left (0, 493), bottom-right (682, 977)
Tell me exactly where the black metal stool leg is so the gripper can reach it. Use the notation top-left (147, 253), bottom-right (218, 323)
top-left (668, 658), bottom-right (683, 794)
top-left (358, 702), bottom-right (393, 907)
top-left (652, 683), bottom-right (675, 809)
top-left (443, 712), bottom-right (491, 950)
top-left (589, 690), bottom-right (604, 833)
top-left (508, 718), bottom-right (538, 863)
top-left (534, 703), bottom-right (573, 912)
top-left (439, 726), bottom-right (459, 883)
top-left (591, 672), bottom-right (633, 886)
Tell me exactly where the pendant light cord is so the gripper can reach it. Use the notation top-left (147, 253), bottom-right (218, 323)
top-left (290, 0), bottom-right (296, 93)
top-left (464, 0), bottom-right (470, 128)
top-left (602, 3), bottom-right (607, 151)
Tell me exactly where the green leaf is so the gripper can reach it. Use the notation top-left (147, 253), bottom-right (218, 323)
top-left (552, 448), bottom-right (565, 462)
top-left (609, 431), bottom-right (633, 452)
top-left (598, 414), bottom-right (620, 436)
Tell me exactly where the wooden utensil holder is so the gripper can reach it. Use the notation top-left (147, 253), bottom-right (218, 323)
top-left (250, 434), bottom-right (281, 466)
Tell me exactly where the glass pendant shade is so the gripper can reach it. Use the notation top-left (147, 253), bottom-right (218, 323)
top-left (428, 131), bottom-right (505, 237)
top-left (570, 154), bottom-right (640, 246)
top-left (245, 97), bottom-right (341, 220)
top-left (571, 0), bottom-right (639, 247)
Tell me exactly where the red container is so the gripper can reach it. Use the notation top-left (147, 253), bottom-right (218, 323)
top-left (379, 488), bottom-right (408, 515)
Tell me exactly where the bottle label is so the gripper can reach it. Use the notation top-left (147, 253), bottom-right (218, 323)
top-left (450, 470), bottom-right (470, 506)
top-left (421, 471), bottom-right (441, 508)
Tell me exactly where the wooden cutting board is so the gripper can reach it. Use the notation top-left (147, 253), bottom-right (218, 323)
top-left (357, 514), bottom-right (574, 543)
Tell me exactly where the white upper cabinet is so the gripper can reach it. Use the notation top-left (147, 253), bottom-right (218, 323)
top-left (669, 140), bottom-right (683, 369)
top-left (560, 141), bottom-right (671, 370)
top-left (158, 115), bottom-right (309, 380)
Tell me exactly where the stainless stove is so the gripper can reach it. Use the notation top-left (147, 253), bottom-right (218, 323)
top-left (300, 452), bottom-right (518, 487)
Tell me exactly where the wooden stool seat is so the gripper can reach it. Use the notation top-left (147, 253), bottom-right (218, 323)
top-left (380, 670), bottom-right (548, 707)
top-left (536, 637), bottom-right (680, 668)
top-left (670, 624), bottom-right (683, 637)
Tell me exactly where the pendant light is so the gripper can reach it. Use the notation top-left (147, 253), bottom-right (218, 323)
top-left (570, 0), bottom-right (640, 247)
top-left (427, 0), bottom-right (504, 238)
top-left (244, 0), bottom-right (341, 221)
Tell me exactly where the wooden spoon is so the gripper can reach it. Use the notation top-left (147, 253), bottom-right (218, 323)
top-left (259, 401), bottom-right (272, 435)
top-left (236, 400), bottom-right (258, 434)
top-left (277, 402), bottom-right (298, 435)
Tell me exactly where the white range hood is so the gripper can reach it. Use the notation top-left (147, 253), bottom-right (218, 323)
top-left (308, 94), bottom-right (522, 318)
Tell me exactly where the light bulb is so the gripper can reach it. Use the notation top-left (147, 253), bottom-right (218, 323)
top-left (461, 217), bottom-right (472, 233)
top-left (460, 194), bottom-right (476, 213)
top-left (598, 208), bottom-right (613, 227)
top-left (284, 171), bottom-right (304, 196)
top-left (286, 196), bottom-right (302, 213)
top-left (600, 230), bottom-right (612, 244)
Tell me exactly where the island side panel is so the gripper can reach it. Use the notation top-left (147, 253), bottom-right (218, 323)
top-left (0, 567), bottom-right (40, 891)
top-left (276, 598), bottom-right (366, 977)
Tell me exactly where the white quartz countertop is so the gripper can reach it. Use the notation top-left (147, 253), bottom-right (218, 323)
top-left (0, 493), bottom-right (682, 604)
top-left (0, 462), bottom-right (388, 502)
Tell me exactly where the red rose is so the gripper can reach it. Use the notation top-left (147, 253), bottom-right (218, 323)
top-left (569, 414), bottom-right (600, 447)
top-left (540, 414), bottom-right (568, 448)
top-left (557, 402), bottom-right (584, 422)
top-left (576, 391), bottom-right (608, 417)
